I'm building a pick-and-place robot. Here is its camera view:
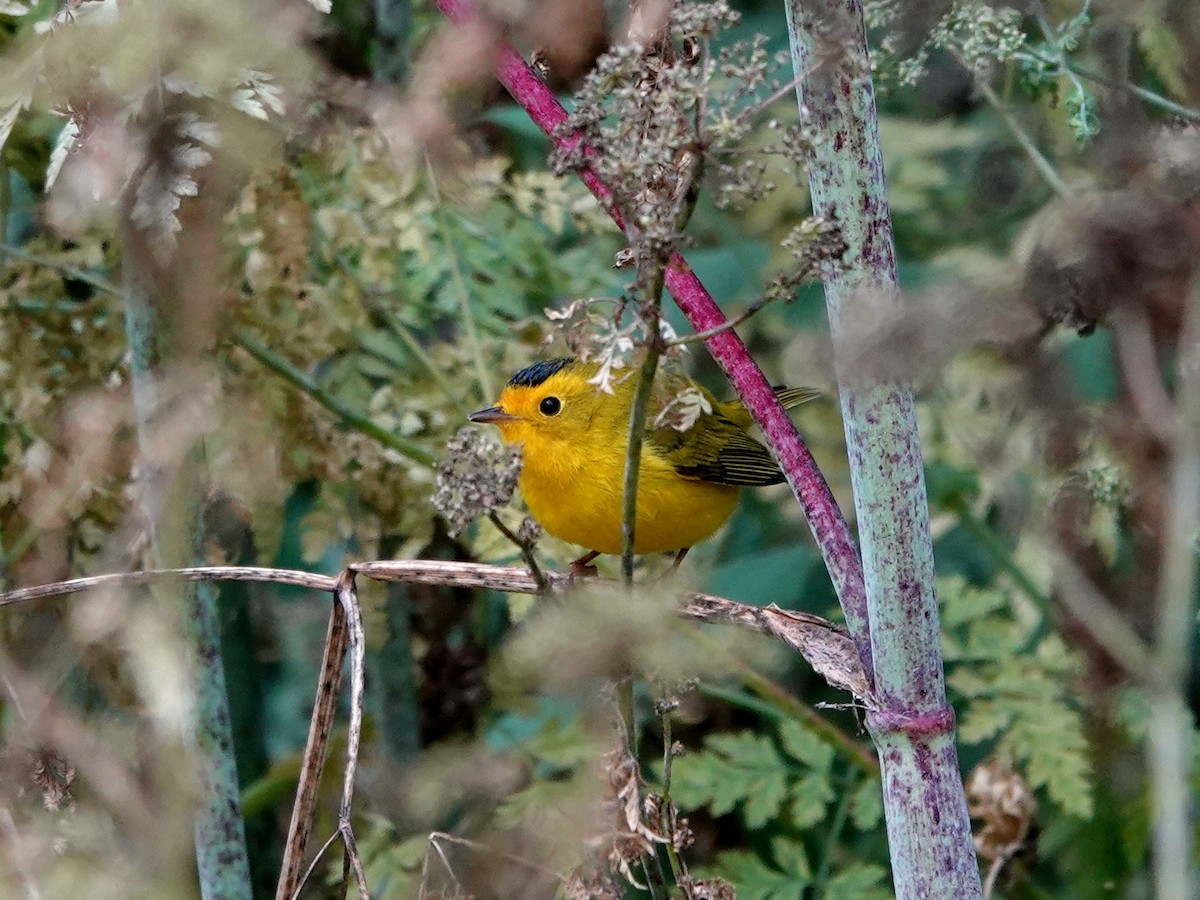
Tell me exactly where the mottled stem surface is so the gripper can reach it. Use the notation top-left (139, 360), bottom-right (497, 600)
top-left (785, 0), bottom-right (980, 896)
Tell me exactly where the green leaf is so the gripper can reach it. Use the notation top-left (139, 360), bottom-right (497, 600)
top-left (709, 839), bottom-right (812, 900)
top-left (1138, 21), bottom-right (1191, 102)
top-left (790, 773), bottom-right (835, 829)
top-left (849, 777), bottom-right (884, 831)
top-left (522, 716), bottom-right (597, 770)
top-left (492, 770), bottom-right (594, 830)
top-left (822, 863), bottom-right (891, 900)
top-left (673, 731), bottom-right (790, 827)
top-left (779, 720), bottom-right (835, 772)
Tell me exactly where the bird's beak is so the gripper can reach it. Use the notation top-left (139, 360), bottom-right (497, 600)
top-left (468, 405), bottom-right (517, 424)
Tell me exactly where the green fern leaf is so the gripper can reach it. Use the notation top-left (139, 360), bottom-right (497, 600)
top-left (823, 862), bottom-right (891, 899)
top-left (673, 731), bottom-right (790, 826)
top-left (708, 838), bottom-right (812, 900)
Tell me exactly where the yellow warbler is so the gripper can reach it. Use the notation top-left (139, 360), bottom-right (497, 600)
top-left (468, 357), bottom-right (816, 562)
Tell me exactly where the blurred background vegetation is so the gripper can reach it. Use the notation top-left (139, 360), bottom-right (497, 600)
top-left (0, 0), bottom-right (1197, 897)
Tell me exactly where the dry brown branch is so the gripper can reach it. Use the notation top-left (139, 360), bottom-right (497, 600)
top-left (333, 572), bottom-right (370, 900)
top-left (0, 558), bottom-right (869, 898)
top-left (677, 596), bottom-right (869, 698)
top-left (277, 592), bottom-right (348, 900)
top-left (0, 561), bottom-right (866, 699)
top-left (0, 567), bottom-right (338, 608)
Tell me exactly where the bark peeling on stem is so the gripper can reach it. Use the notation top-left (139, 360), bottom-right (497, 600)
top-left (431, 0), bottom-right (874, 681)
top-left (785, 0), bottom-right (980, 896)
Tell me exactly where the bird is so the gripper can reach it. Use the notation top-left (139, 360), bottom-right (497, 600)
top-left (468, 357), bottom-right (817, 570)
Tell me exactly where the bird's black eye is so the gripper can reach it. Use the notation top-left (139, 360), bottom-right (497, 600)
top-left (539, 396), bottom-right (562, 416)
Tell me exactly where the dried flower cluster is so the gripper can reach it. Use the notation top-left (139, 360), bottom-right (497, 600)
top-left (563, 743), bottom-right (709, 898)
top-left (769, 213), bottom-right (851, 301)
top-left (966, 757), bottom-right (1039, 887)
top-left (432, 427), bottom-right (523, 537)
top-left (541, 0), bottom-right (839, 397)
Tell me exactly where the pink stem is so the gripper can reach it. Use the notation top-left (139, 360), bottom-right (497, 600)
top-left (434, 0), bottom-right (872, 679)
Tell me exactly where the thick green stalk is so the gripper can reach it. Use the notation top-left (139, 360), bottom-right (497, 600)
top-left (1149, 277), bottom-right (1200, 899)
top-left (785, 2), bottom-right (981, 896)
top-left (123, 284), bottom-right (253, 900)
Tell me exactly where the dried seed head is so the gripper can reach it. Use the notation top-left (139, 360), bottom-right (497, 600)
top-left (431, 427), bottom-right (522, 537)
top-left (517, 516), bottom-right (542, 546)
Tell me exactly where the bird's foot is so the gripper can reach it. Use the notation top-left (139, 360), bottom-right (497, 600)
top-left (654, 548), bottom-right (691, 581)
top-left (567, 550), bottom-right (601, 579)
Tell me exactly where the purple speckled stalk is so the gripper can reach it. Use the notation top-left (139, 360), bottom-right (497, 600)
top-left (433, 0), bottom-right (873, 678)
top-left (786, 0), bottom-right (981, 896)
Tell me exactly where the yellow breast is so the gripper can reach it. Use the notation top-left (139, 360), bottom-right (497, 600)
top-left (517, 436), bottom-right (739, 555)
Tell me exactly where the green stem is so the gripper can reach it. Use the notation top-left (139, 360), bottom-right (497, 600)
top-left (1069, 61), bottom-right (1200, 122)
top-left (813, 764), bottom-right (857, 889)
top-left (424, 156), bottom-right (493, 403)
top-left (0, 243), bottom-right (120, 295)
top-left (620, 346), bottom-right (661, 583)
top-left (367, 300), bottom-right (470, 417)
top-left (122, 263), bottom-right (251, 898)
top-left (965, 58), bottom-right (1072, 199)
top-left (952, 504), bottom-right (1051, 611)
top-left (231, 330), bottom-right (435, 468)
top-left (697, 679), bottom-right (877, 777)
top-left (658, 712), bottom-right (684, 881)
top-left (786, 1), bottom-right (980, 895)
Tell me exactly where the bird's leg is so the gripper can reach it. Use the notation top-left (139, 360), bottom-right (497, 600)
top-left (568, 550), bottom-right (601, 578)
top-left (669, 547), bottom-right (690, 572)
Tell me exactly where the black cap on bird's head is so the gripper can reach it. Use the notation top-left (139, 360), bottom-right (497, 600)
top-left (505, 357), bottom-right (575, 388)
top-left (468, 358), bottom-right (578, 425)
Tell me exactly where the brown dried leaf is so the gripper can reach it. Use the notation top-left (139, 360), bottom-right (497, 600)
top-left (966, 757), bottom-right (1038, 862)
top-left (679, 595), bottom-right (870, 699)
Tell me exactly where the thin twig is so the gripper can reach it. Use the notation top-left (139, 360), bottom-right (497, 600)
top-left (423, 155), bottom-right (493, 403)
top-left (426, 832), bottom-right (568, 884)
top-left (277, 598), bottom-right (349, 900)
top-left (231, 330), bottom-right (436, 468)
top-left (289, 830), bottom-right (343, 900)
top-left (0, 562), bottom-right (861, 692)
top-left (1051, 553), bottom-right (1164, 685)
top-left (333, 572), bottom-right (370, 899)
top-left (657, 711), bottom-right (684, 881)
top-left (665, 296), bottom-right (769, 347)
top-left (953, 50), bottom-right (1071, 199)
top-left (487, 512), bottom-right (549, 593)
top-left (733, 69), bottom-right (810, 129)
top-left (691, 640), bottom-right (878, 776)
top-left (0, 566), bottom-right (337, 608)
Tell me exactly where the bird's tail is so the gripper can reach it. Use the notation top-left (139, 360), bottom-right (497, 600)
top-left (772, 386), bottom-right (823, 409)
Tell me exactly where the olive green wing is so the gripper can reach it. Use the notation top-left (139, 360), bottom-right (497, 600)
top-left (649, 411), bottom-right (785, 487)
